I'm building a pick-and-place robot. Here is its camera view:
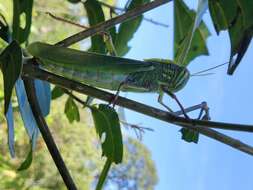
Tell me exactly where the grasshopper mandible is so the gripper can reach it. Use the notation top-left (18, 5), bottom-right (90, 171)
top-left (26, 42), bottom-right (210, 119)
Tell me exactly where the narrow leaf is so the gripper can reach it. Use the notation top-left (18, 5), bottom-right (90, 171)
top-left (64, 97), bottom-right (80, 123)
top-left (180, 128), bottom-right (199, 143)
top-left (17, 144), bottom-right (33, 171)
top-left (84, 0), bottom-right (106, 54)
top-left (0, 40), bottom-right (22, 114)
top-left (12, 0), bottom-right (33, 43)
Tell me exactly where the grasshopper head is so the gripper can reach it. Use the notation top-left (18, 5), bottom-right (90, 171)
top-left (157, 63), bottom-right (190, 93)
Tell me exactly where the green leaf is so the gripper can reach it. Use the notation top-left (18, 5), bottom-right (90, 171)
top-left (208, 0), bottom-right (238, 34)
top-left (84, 0), bottom-right (106, 54)
top-left (236, 0), bottom-right (253, 30)
top-left (0, 40), bottom-right (22, 114)
top-left (17, 144), bottom-right (33, 171)
top-left (91, 104), bottom-right (123, 164)
top-left (51, 86), bottom-right (64, 100)
top-left (174, 0), bottom-right (210, 66)
top-left (0, 16), bottom-right (10, 43)
top-left (114, 0), bottom-right (150, 56)
top-left (64, 97), bottom-right (80, 123)
top-left (67, 0), bottom-right (80, 4)
top-left (208, 0), bottom-right (253, 74)
top-left (12, 0), bottom-right (33, 43)
top-left (180, 128), bottom-right (199, 143)
top-left (227, 14), bottom-right (252, 74)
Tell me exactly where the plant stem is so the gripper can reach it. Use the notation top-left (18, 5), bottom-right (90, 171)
top-left (23, 78), bottom-right (78, 190)
top-left (56, 0), bottom-right (171, 47)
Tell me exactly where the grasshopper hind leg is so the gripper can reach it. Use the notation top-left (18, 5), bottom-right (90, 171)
top-left (159, 86), bottom-right (211, 120)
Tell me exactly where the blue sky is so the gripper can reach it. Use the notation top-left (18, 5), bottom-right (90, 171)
top-left (117, 1), bottom-right (253, 190)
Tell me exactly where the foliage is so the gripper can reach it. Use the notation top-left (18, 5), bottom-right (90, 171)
top-left (0, 96), bottom-right (157, 189)
top-left (0, 0), bottom-right (252, 189)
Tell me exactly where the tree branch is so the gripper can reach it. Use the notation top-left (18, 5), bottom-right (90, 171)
top-left (56, 0), bottom-right (171, 47)
top-left (98, 1), bottom-right (169, 28)
top-left (23, 78), bottom-right (77, 190)
top-left (22, 64), bottom-right (253, 156)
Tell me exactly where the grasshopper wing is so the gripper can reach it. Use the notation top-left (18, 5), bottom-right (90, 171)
top-left (27, 42), bottom-right (154, 74)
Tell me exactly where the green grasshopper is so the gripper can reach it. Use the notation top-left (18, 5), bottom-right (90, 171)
top-left (26, 42), bottom-right (210, 119)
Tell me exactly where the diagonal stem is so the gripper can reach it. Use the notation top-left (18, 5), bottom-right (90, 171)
top-left (23, 78), bottom-right (77, 190)
top-left (22, 64), bottom-right (253, 156)
top-left (56, 0), bottom-right (171, 47)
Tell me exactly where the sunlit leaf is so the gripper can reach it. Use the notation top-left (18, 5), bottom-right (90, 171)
top-left (91, 104), bottom-right (123, 163)
top-left (64, 97), bottom-right (80, 123)
top-left (0, 40), bottom-right (22, 114)
top-left (174, 0), bottom-right (210, 66)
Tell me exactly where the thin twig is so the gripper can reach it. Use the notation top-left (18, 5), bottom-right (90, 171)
top-left (99, 1), bottom-right (169, 27)
top-left (46, 12), bottom-right (89, 29)
top-left (22, 64), bottom-right (253, 156)
top-left (23, 78), bottom-right (77, 190)
top-left (56, 0), bottom-right (171, 47)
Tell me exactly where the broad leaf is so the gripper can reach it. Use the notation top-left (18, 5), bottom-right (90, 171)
top-left (208, 0), bottom-right (238, 34)
top-left (64, 97), bottom-right (80, 123)
top-left (0, 40), bottom-right (22, 114)
top-left (12, 0), bottom-right (33, 43)
top-left (91, 104), bottom-right (123, 163)
top-left (114, 0), bottom-right (150, 56)
top-left (174, 0), bottom-right (210, 66)
top-left (208, 0), bottom-right (253, 74)
top-left (51, 86), bottom-right (64, 100)
top-left (180, 128), bottom-right (199, 143)
top-left (84, 0), bottom-right (106, 54)
top-left (17, 143), bottom-right (33, 171)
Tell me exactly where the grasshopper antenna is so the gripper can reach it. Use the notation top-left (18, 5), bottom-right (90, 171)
top-left (191, 62), bottom-right (228, 77)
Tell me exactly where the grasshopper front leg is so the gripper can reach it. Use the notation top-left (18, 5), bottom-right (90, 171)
top-left (158, 85), bottom-right (210, 120)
